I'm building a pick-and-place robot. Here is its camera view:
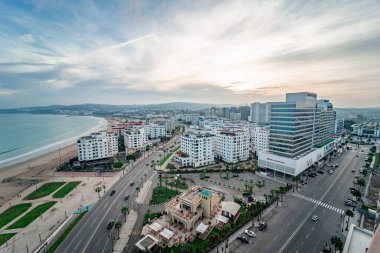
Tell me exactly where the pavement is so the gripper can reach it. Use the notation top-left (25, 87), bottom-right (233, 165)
top-left (227, 146), bottom-right (369, 253)
top-left (113, 210), bottom-right (138, 253)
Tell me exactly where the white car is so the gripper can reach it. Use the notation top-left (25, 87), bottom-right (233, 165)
top-left (244, 230), bottom-right (256, 237)
top-left (311, 215), bottom-right (318, 222)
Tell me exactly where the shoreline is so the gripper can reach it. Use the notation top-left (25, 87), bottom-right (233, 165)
top-left (0, 116), bottom-right (122, 206)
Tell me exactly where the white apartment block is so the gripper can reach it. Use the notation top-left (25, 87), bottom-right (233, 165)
top-left (145, 123), bottom-right (167, 139)
top-left (77, 131), bottom-right (118, 162)
top-left (175, 132), bottom-right (214, 168)
top-left (124, 127), bottom-right (147, 151)
top-left (250, 126), bottom-right (270, 154)
top-left (215, 130), bottom-right (250, 163)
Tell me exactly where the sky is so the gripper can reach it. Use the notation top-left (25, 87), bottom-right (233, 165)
top-left (1, 0), bottom-right (380, 108)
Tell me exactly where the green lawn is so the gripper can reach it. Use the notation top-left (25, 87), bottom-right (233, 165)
top-left (8, 201), bottom-right (57, 229)
top-left (159, 146), bottom-right (180, 166)
top-left (0, 233), bottom-right (16, 246)
top-left (374, 153), bottom-right (380, 168)
top-left (46, 212), bottom-right (87, 253)
top-left (53, 181), bottom-right (81, 198)
top-left (149, 186), bottom-right (180, 205)
top-left (0, 203), bottom-right (32, 229)
top-left (24, 182), bottom-right (66, 200)
top-left (166, 180), bottom-right (188, 190)
top-left (143, 212), bottom-right (161, 225)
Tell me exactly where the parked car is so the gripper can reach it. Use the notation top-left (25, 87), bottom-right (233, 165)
top-left (110, 190), bottom-right (116, 196)
top-left (328, 170), bottom-right (333, 174)
top-left (335, 164), bottom-right (339, 167)
top-left (351, 169), bottom-right (356, 173)
top-left (245, 230), bottom-right (256, 237)
top-left (237, 235), bottom-right (249, 244)
top-left (311, 215), bottom-right (318, 222)
top-left (308, 174), bottom-right (316, 178)
top-left (124, 195), bottom-right (130, 201)
top-left (259, 221), bottom-right (267, 231)
top-left (317, 170), bottom-right (325, 174)
top-left (345, 201), bottom-right (357, 207)
top-left (130, 182), bottom-right (135, 187)
top-left (107, 220), bottom-right (115, 229)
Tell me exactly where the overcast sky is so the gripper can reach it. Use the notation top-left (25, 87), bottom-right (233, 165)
top-left (1, 0), bottom-right (380, 108)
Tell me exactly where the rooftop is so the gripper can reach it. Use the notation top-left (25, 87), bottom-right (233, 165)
top-left (200, 189), bottom-right (214, 198)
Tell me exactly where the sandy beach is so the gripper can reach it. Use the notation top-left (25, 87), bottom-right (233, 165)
top-left (0, 117), bottom-right (122, 206)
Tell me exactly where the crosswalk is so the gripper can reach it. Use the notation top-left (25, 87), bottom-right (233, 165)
top-left (290, 192), bottom-right (345, 215)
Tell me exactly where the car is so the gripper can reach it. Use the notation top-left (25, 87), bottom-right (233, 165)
top-left (317, 170), bottom-right (325, 174)
top-left (237, 235), bottom-right (249, 243)
top-left (308, 174), bottom-right (316, 178)
top-left (130, 182), bottom-right (135, 187)
top-left (345, 198), bottom-right (355, 202)
top-left (361, 150), bottom-right (364, 152)
top-left (335, 164), bottom-right (339, 167)
top-left (345, 201), bottom-right (357, 207)
top-left (356, 155), bottom-right (359, 157)
top-left (351, 169), bottom-right (356, 173)
top-left (245, 230), bottom-right (256, 237)
top-left (259, 221), bottom-right (267, 231)
top-left (110, 190), bottom-right (116, 196)
top-left (107, 220), bottom-right (115, 229)
top-left (124, 195), bottom-right (130, 201)
top-left (328, 170), bottom-right (333, 174)
top-left (311, 215), bottom-right (318, 222)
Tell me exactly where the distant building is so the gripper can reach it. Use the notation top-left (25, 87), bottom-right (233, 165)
top-left (249, 102), bottom-right (270, 123)
top-left (238, 106), bottom-right (250, 121)
top-left (145, 123), bottom-right (167, 139)
top-left (175, 132), bottom-right (214, 167)
top-left (335, 118), bottom-right (345, 136)
top-left (352, 122), bottom-right (380, 138)
top-left (215, 129), bottom-right (250, 163)
top-left (77, 131), bottom-right (118, 161)
top-left (251, 125), bottom-right (270, 154)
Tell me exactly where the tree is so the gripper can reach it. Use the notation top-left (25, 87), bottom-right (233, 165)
top-left (121, 206), bottom-right (129, 222)
top-left (345, 209), bottom-right (354, 231)
top-left (330, 235), bottom-right (342, 253)
top-left (115, 220), bottom-right (122, 239)
top-left (144, 173), bottom-right (147, 181)
top-left (356, 178), bottom-right (366, 193)
top-left (352, 189), bottom-right (362, 200)
top-left (95, 187), bottom-right (102, 198)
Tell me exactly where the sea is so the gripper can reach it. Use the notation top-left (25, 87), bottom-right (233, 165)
top-left (0, 114), bottom-right (108, 169)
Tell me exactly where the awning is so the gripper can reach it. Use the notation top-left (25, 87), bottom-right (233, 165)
top-left (195, 222), bottom-right (209, 234)
top-left (216, 214), bottom-right (229, 224)
top-left (159, 228), bottom-right (174, 240)
top-left (135, 234), bottom-right (159, 251)
top-left (149, 222), bottom-right (163, 232)
top-left (221, 201), bottom-right (241, 215)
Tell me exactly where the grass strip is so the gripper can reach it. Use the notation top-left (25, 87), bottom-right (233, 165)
top-left (374, 153), bottom-right (380, 168)
top-left (149, 186), bottom-right (179, 205)
top-left (159, 146), bottom-right (180, 166)
top-left (8, 201), bottom-right (56, 229)
top-left (24, 182), bottom-right (66, 200)
top-left (46, 212), bottom-right (87, 253)
top-left (53, 181), bottom-right (81, 198)
top-left (0, 233), bottom-right (16, 247)
top-left (0, 203), bottom-right (32, 229)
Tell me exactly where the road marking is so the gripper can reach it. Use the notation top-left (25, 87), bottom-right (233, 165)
top-left (306, 233), bottom-right (309, 239)
top-left (73, 239), bottom-right (82, 252)
top-left (274, 236), bottom-right (278, 240)
top-left (290, 193), bottom-right (344, 215)
top-left (90, 218), bottom-right (97, 227)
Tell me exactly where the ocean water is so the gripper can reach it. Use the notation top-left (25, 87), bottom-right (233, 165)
top-left (0, 114), bottom-right (108, 169)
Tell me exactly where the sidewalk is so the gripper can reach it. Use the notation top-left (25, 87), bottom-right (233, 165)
top-left (135, 180), bottom-right (153, 204)
top-left (113, 210), bottom-right (138, 253)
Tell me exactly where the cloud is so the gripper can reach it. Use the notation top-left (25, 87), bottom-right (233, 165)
top-left (0, 88), bottom-right (19, 95)
top-left (0, 0), bottom-right (380, 107)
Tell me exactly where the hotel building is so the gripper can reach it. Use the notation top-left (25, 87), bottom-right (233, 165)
top-left (77, 131), bottom-right (118, 161)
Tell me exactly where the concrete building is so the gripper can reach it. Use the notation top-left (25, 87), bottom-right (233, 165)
top-left (145, 123), bottom-right (167, 139)
top-left (352, 122), bottom-right (380, 138)
top-left (77, 131), bottom-right (118, 161)
top-left (335, 118), bottom-right (345, 136)
top-left (249, 102), bottom-right (270, 123)
top-left (258, 92), bottom-right (336, 177)
top-left (251, 125), bottom-right (270, 154)
top-left (238, 106), bottom-right (251, 121)
top-left (215, 129), bottom-right (250, 163)
top-left (175, 132), bottom-right (214, 168)
top-left (124, 127), bottom-right (147, 151)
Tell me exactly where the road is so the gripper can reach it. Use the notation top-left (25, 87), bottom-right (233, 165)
top-left (56, 137), bottom-right (178, 253)
top-left (228, 146), bottom-right (368, 253)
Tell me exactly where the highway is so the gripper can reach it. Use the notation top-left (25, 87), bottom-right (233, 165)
top-left (229, 146), bottom-right (368, 253)
top-left (56, 137), bottom-right (177, 253)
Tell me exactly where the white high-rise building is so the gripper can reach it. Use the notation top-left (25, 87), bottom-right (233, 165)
top-left (249, 102), bottom-right (271, 123)
top-left (334, 118), bottom-right (345, 136)
top-left (215, 129), bottom-right (249, 163)
top-left (124, 127), bottom-right (147, 151)
top-left (145, 123), bottom-right (167, 139)
top-left (251, 126), bottom-right (270, 154)
top-left (77, 131), bottom-right (118, 162)
top-left (175, 132), bottom-right (214, 168)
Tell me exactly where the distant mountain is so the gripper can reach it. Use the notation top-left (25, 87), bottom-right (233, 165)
top-left (335, 107), bottom-right (380, 119)
top-left (0, 102), bottom-right (232, 115)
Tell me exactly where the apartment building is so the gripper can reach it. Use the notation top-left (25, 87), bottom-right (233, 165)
top-left (77, 131), bottom-right (118, 161)
top-left (144, 123), bottom-right (167, 139)
top-left (124, 127), bottom-right (147, 151)
top-left (352, 122), bottom-right (380, 138)
top-left (249, 102), bottom-right (271, 123)
top-left (215, 129), bottom-right (250, 163)
top-left (335, 118), bottom-right (345, 136)
top-left (251, 125), bottom-right (270, 154)
top-left (174, 132), bottom-right (214, 168)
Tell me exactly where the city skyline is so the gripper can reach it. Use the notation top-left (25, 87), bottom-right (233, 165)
top-left (1, 0), bottom-right (380, 108)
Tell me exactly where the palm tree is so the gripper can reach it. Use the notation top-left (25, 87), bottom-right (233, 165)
top-left (356, 178), bottom-right (365, 193)
top-left (121, 206), bottom-right (129, 222)
top-left (115, 220), bottom-right (122, 239)
top-left (330, 235), bottom-right (342, 253)
top-left (95, 187), bottom-right (102, 198)
top-left (345, 209), bottom-right (354, 231)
